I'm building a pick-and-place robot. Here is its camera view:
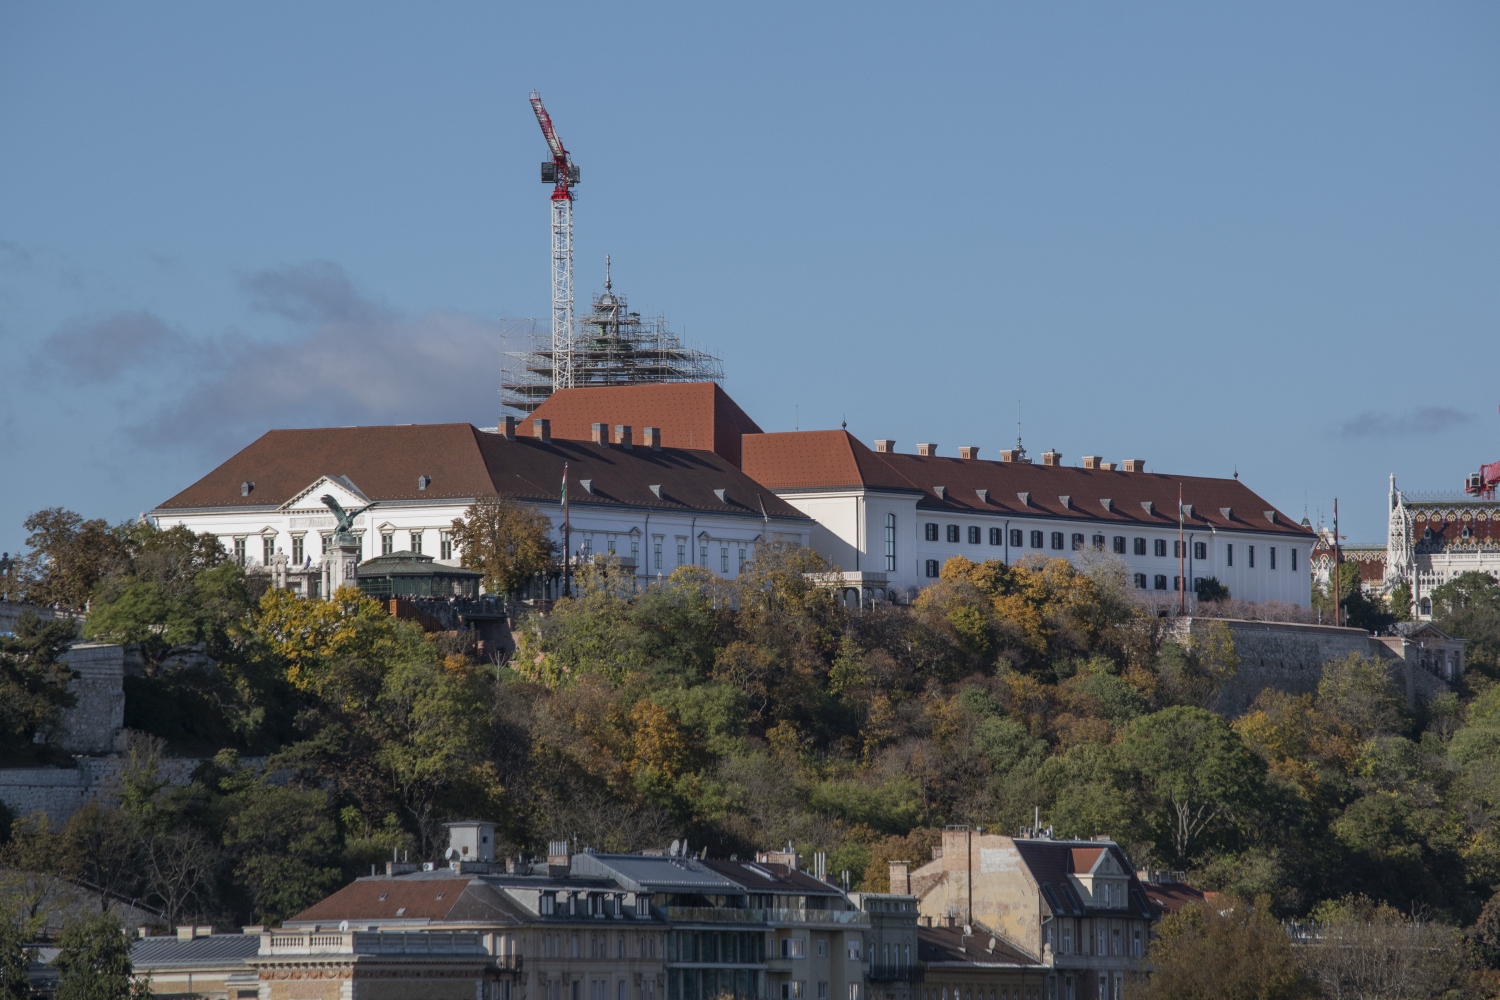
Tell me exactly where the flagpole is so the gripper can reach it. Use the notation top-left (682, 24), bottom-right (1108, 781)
top-left (562, 462), bottom-right (571, 598)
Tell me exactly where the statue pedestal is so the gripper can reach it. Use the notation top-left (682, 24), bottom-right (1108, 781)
top-left (327, 538), bottom-right (361, 594)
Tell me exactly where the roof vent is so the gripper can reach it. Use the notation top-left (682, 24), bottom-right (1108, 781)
top-left (1041, 450), bottom-right (1061, 466)
top-left (533, 419), bottom-right (551, 442)
top-left (649, 485), bottom-right (664, 499)
top-left (580, 479), bottom-right (594, 495)
top-left (917, 443), bottom-right (937, 457)
top-left (1140, 501), bottom-right (1154, 515)
top-left (1122, 459), bottom-right (1146, 473)
top-left (643, 427), bottom-right (662, 451)
top-left (1101, 498), bottom-right (1114, 513)
top-left (975, 489), bottom-right (989, 503)
top-left (1220, 507), bottom-right (1233, 520)
top-left (240, 482), bottom-right (254, 497)
top-left (1017, 491), bottom-right (1031, 506)
top-left (875, 439), bottom-right (895, 454)
top-left (1081, 456), bottom-right (1103, 470)
top-left (934, 486), bottom-right (946, 500)
top-left (1058, 495), bottom-right (1072, 509)
top-left (418, 475), bottom-right (432, 491)
top-left (615, 425), bottom-right (633, 449)
top-left (959, 446), bottom-right (979, 460)
top-left (1100, 462), bottom-right (1117, 471)
top-left (714, 489), bottom-right (727, 503)
top-left (1264, 510), bottom-right (1278, 524)
top-left (592, 423), bottom-right (610, 447)
top-left (1182, 504), bottom-right (1195, 519)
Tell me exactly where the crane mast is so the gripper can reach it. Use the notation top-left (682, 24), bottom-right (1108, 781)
top-left (529, 91), bottom-right (580, 393)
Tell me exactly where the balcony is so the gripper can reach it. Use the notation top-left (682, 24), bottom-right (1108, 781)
top-left (260, 931), bottom-right (490, 958)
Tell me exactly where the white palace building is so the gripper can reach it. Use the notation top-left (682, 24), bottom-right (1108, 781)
top-left (149, 383), bottom-right (1313, 606)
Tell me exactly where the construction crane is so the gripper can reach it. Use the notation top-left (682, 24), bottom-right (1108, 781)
top-left (529, 90), bottom-right (580, 394)
top-left (1463, 405), bottom-right (1500, 498)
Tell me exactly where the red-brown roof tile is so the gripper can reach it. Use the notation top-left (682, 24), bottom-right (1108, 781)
top-left (152, 424), bottom-right (806, 521)
top-left (288, 877), bottom-right (524, 924)
top-left (743, 433), bottom-right (1312, 538)
top-left (517, 383), bottom-right (762, 467)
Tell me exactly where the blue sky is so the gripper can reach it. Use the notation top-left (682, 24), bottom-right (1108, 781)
top-left (1, 2), bottom-right (1497, 554)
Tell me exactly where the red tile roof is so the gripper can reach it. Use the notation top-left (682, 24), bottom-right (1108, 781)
top-left (743, 432), bottom-right (1312, 538)
top-left (517, 383), bottom-right (762, 467)
top-left (152, 424), bottom-right (807, 521)
top-left (288, 877), bottom-right (525, 924)
top-left (1010, 840), bottom-right (1154, 920)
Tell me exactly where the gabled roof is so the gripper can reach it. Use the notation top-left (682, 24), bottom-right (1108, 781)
top-left (1011, 839), bottom-right (1154, 920)
top-left (286, 877), bottom-right (526, 925)
top-left (517, 383), bottom-right (763, 468)
top-left (700, 859), bottom-right (847, 896)
top-left (1138, 879), bottom-right (1215, 917)
top-left (152, 425), bottom-right (807, 522)
top-left (742, 433), bottom-right (1312, 538)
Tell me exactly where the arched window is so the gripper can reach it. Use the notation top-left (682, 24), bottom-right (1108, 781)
top-left (885, 514), bottom-right (896, 572)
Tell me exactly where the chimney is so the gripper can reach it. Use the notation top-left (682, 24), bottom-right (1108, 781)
top-left (592, 423), bottom-right (609, 446)
top-left (1100, 462), bottom-right (1117, 471)
top-left (998, 450), bottom-right (1018, 463)
top-left (888, 860), bottom-right (911, 895)
top-left (547, 839), bottom-right (571, 878)
top-left (1122, 459), bottom-right (1145, 473)
top-left (959, 447), bottom-right (979, 460)
top-left (1041, 450), bottom-right (1061, 466)
top-left (1081, 455), bottom-right (1103, 470)
top-left (643, 427), bottom-right (662, 451)
top-left (875, 439), bottom-right (895, 454)
top-left (502, 415), bottom-right (517, 440)
top-left (917, 443), bottom-right (937, 457)
top-left (615, 425), bottom-right (633, 449)
top-left (533, 419), bottom-right (551, 443)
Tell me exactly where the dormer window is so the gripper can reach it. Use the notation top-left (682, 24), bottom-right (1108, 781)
top-left (540, 893), bottom-right (556, 916)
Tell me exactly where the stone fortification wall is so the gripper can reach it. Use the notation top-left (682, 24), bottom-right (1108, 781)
top-left (55, 643), bottom-right (127, 753)
top-left (0, 757), bottom-right (204, 825)
top-left (1167, 618), bottom-right (1449, 715)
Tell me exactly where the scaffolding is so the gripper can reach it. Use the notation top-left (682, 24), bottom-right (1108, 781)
top-left (501, 263), bottom-right (724, 413)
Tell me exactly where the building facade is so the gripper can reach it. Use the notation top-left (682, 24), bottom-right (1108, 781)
top-left (741, 433), bottom-right (1313, 605)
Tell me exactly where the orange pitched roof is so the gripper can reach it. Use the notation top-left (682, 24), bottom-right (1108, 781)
top-left (516, 383), bottom-right (762, 467)
top-left (1069, 847), bottom-right (1105, 873)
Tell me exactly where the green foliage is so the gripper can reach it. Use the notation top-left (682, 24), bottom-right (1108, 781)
top-left (1194, 576), bottom-right (1230, 602)
top-left (1433, 571), bottom-right (1500, 672)
top-left (0, 611), bottom-right (77, 757)
top-left (54, 912), bottom-right (135, 1000)
top-left (1140, 896), bottom-right (1319, 1000)
top-left (451, 497), bottom-right (555, 596)
top-left (0, 916), bottom-right (31, 1000)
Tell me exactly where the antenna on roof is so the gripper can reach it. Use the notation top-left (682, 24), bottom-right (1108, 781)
top-left (1014, 401), bottom-right (1029, 464)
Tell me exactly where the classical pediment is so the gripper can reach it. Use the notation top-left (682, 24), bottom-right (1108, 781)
top-left (280, 475), bottom-right (372, 514)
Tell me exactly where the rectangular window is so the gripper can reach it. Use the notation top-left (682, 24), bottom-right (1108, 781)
top-left (817, 940), bottom-right (827, 958)
top-left (410, 530), bottom-right (423, 555)
top-left (1226, 543), bottom-right (1234, 567)
top-left (989, 527), bottom-right (1001, 545)
top-left (1132, 928), bottom-right (1143, 958)
top-left (1051, 531), bottom-right (1064, 550)
top-left (698, 544), bottom-right (707, 566)
top-left (1112, 536), bottom-right (1126, 554)
top-left (320, 533), bottom-right (331, 555)
top-left (1173, 540), bottom-right (1183, 558)
top-left (1133, 573), bottom-right (1146, 589)
top-left (1154, 538), bottom-right (1167, 557)
top-left (291, 536), bottom-right (305, 564)
top-left (818, 986), bottom-right (828, 1000)
top-left (262, 536), bottom-right (275, 564)
top-left (1270, 547), bottom-right (1277, 569)
top-left (1193, 540), bottom-right (1206, 560)
top-left (886, 515), bottom-right (898, 571)
top-left (925, 523), bottom-right (939, 542)
top-left (1092, 534), bottom-right (1105, 550)
top-left (1249, 545), bottom-right (1255, 568)
top-left (655, 542), bottom-right (663, 570)
top-left (849, 987), bottom-right (859, 1000)
top-left (963, 526), bottom-right (976, 544)
top-left (441, 531), bottom-right (453, 560)
top-left (1174, 576), bottom-right (1182, 591)
top-left (677, 543), bottom-right (686, 566)
top-left (847, 941), bottom-right (861, 960)
top-left (1009, 528), bottom-right (1023, 547)
top-left (925, 559), bottom-right (940, 578)
top-left (1133, 537), bottom-right (1146, 556)
top-left (381, 532), bottom-right (394, 556)
top-left (233, 537), bottom-right (247, 565)
top-left (1154, 574), bottom-right (1167, 591)
top-left (946, 524), bottom-right (960, 543)
top-left (1062, 922), bottom-right (1073, 955)
top-left (739, 548), bottom-right (747, 574)
top-left (1071, 533), bottom-right (1084, 550)
top-left (721, 548), bottom-right (729, 573)
top-left (1030, 530), bottom-right (1044, 548)
top-left (1097, 925), bottom-right (1107, 957)
top-left (1292, 547), bottom-right (1298, 571)
top-left (781, 938), bottom-right (805, 959)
